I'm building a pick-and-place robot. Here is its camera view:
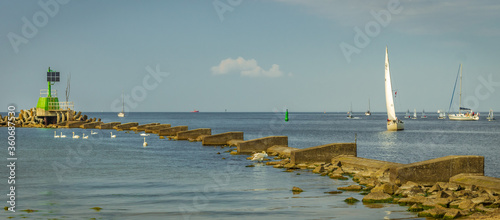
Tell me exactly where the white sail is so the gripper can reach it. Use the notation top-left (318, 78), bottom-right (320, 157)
top-left (385, 47), bottom-right (397, 121)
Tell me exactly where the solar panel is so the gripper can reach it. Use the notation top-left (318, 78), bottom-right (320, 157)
top-left (47, 72), bottom-right (60, 82)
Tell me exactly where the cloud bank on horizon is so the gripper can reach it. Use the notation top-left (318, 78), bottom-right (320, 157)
top-left (211, 57), bottom-right (290, 78)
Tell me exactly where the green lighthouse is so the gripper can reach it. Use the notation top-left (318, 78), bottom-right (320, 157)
top-left (35, 67), bottom-right (73, 125)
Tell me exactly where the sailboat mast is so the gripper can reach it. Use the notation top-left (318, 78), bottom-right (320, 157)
top-left (122, 91), bottom-right (124, 113)
top-left (459, 64), bottom-right (462, 114)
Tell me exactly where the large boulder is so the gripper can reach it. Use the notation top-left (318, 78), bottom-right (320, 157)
top-left (362, 192), bottom-right (393, 203)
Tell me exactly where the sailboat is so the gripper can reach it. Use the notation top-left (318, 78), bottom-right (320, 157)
top-left (448, 64), bottom-right (479, 121)
top-left (385, 47), bottom-right (404, 131)
top-left (437, 110), bottom-right (446, 119)
top-left (487, 109), bottom-right (495, 121)
top-left (411, 109), bottom-right (418, 119)
top-left (347, 103), bottom-right (360, 119)
top-left (118, 91), bottom-right (125, 117)
top-left (365, 99), bottom-right (372, 116)
top-left (405, 109), bottom-right (411, 118)
top-left (421, 109), bottom-right (427, 119)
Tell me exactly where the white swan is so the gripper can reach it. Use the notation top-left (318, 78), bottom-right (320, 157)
top-left (54, 131), bottom-right (60, 138)
top-left (82, 133), bottom-right (88, 139)
top-left (72, 132), bottom-right (80, 139)
top-left (60, 132), bottom-right (66, 138)
top-left (251, 151), bottom-right (268, 162)
top-left (143, 137), bottom-right (148, 147)
top-left (140, 133), bottom-right (150, 137)
top-left (91, 130), bottom-right (98, 135)
top-left (110, 132), bottom-right (116, 138)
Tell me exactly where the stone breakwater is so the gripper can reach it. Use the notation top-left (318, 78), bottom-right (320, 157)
top-left (2, 110), bottom-right (500, 219)
top-left (0, 109), bottom-right (99, 128)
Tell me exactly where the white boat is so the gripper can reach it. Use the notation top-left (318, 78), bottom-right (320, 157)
top-left (437, 110), bottom-right (446, 119)
top-left (448, 64), bottom-right (479, 121)
top-left (118, 91), bottom-right (125, 117)
top-left (421, 109), bottom-right (427, 119)
top-left (411, 109), bottom-right (418, 119)
top-left (347, 103), bottom-right (360, 119)
top-left (365, 99), bottom-right (372, 116)
top-left (385, 47), bottom-right (404, 131)
top-left (487, 109), bottom-right (495, 121)
top-left (405, 109), bottom-right (411, 118)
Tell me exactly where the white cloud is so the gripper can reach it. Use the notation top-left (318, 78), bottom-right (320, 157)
top-left (211, 57), bottom-right (285, 77)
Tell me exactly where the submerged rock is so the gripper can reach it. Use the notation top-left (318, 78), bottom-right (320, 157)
top-left (344, 197), bottom-right (359, 204)
top-left (338, 185), bottom-right (364, 191)
top-left (324, 190), bottom-right (343, 194)
top-left (329, 174), bottom-right (348, 180)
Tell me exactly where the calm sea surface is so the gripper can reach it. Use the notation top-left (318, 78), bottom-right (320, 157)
top-left (1, 112), bottom-right (499, 219)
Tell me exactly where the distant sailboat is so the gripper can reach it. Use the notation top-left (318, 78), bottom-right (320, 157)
top-left (448, 64), bottom-right (479, 121)
top-left (365, 99), bottom-right (372, 116)
top-left (437, 110), bottom-right (446, 119)
top-left (405, 109), bottom-right (411, 118)
top-left (421, 109), bottom-right (427, 119)
top-left (487, 109), bottom-right (495, 121)
top-left (118, 91), bottom-right (125, 117)
top-left (347, 103), bottom-right (360, 119)
top-left (411, 109), bottom-right (418, 119)
top-left (385, 47), bottom-right (404, 131)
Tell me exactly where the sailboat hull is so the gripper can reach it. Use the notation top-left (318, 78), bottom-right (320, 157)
top-left (448, 114), bottom-right (479, 121)
top-left (387, 120), bottom-right (404, 131)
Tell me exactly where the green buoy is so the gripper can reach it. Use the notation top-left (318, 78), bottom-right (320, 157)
top-left (285, 109), bottom-right (289, 122)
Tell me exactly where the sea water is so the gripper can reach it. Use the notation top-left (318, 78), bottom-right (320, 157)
top-left (0, 112), bottom-right (498, 219)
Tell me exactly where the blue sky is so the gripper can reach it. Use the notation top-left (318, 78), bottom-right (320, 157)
top-left (1, 0), bottom-right (499, 113)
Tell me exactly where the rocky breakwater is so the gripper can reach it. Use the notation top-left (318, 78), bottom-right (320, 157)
top-left (0, 108), bottom-right (101, 128)
top-left (268, 153), bottom-right (500, 219)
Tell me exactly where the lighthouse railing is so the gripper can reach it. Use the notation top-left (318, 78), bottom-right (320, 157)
top-left (48, 101), bottom-right (74, 111)
top-left (40, 89), bottom-right (58, 97)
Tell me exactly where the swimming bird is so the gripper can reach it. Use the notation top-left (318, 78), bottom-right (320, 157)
top-left (60, 132), bottom-right (66, 138)
top-left (251, 151), bottom-right (268, 162)
top-left (82, 133), bottom-right (88, 139)
top-left (72, 132), bottom-right (80, 139)
top-left (54, 131), bottom-right (60, 138)
top-left (143, 137), bottom-right (148, 147)
top-left (91, 130), bottom-right (98, 135)
top-left (110, 132), bottom-right (116, 138)
top-left (140, 133), bottom-right (150, 137)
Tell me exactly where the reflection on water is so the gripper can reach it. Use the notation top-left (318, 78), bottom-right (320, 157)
top-left (378, 130), bottom-right (399, 149)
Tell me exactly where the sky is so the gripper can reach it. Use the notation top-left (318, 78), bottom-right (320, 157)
top-left (1, 0), bottom-right (499, 113)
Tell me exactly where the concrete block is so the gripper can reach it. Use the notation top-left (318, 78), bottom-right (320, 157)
top-left (450, 173), bottom-right (500, 194)
top-left (290, 143), bottom-right (357, 164)
top-left (237, 136), bottom-right (288, 153)
top-left (332, 156), bottom-right (403, 172)
top-left (97, 122), bottom-right (121, 129)
top-left (145, 124), bottom-right (171, 133)
top-left (65, 121), bottom-right (87, 128)
top-left (80, 121), bottom-right (103, 129)
top-left (131, 123), bottom-right (160, 131)
top-left (158, 126), bottom-right (188, 136)
top-left (114, 122), bottom-right (139, 130)
top-left (176, 128), bottom-right (211, 140)
top-left (390, 155), bottom-right (484, 185)
top-left (267, 145), bottom-right (299, 157)
top-left (202, 132), bottom-right (244, 146)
